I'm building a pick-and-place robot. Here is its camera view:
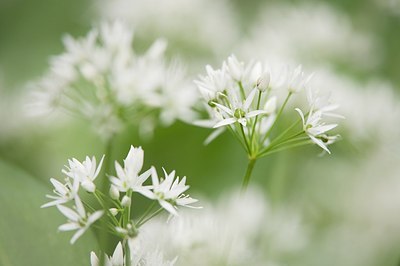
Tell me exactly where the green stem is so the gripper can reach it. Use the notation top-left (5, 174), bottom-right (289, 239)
top-left (262, 92), bottom-right (292, 143)
top-left (258, 140), bottom-right (312, 158)
top-left (250, 91), bottom-right (262, 151)
top-left (136, 201), bottom-right (156, 226)
top-left (238, 81), bottom-right (246, 99)
top-left (240, 124), bottom-right (251, 154)
top-left (99, 138), bottom-right (113, 266)
top-left (137, 207), bottom-right (164, 227)
top-left (125, 241), bottom-right (131, 266)
top-left (241, 158), bottom-right (257, 193)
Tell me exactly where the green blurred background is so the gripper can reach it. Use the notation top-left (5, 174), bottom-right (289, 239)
top-left (1, 0), bottom-right (400, 265)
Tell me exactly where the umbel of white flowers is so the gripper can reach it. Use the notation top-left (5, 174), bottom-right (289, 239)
top-left (28, 21), bottom-right (197, 140)
top-left (194, 54), bottom-right (343, 189)
top-left (41, 145), bottom-right (200, 245)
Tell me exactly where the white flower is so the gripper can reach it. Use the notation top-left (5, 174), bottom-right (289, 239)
top-left (28, 21), bottom-right (197, 139)
top-left (57, 196), bottom-right (103, 244)
top-left (109, 146), bottom-right (152, 194)
top-left (213, 88), bottom-right (267, 128)
top-left (41, 177), bottom-right (79, 208)
top-left (264, 96), bottom-right (277, 115)
top-left (224, 54), bottom-right (244, 81)
top-left (281, 65), bottom-right (313, 93)
top-left (145, 167), bottom-right (199, 216)
top-left (194, 65), bottom-right (228, 101)
top-left (91, 241), bottom-right (177, 266)
top-left (91, 242), bottom-right (124, 266)
top-left (62, 155), bottom-right (105, 193)
top-left (295, 108), bottom-right (338, 153)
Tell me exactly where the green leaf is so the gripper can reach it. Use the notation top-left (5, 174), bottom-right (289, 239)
top-left (0, 160), bottom-right (98, 266)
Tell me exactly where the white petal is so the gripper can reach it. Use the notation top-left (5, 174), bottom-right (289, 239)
top-left (58, 222), bottom-right (80, 231)
top-left (310, 135), bottom-right (331, 154)
top-left (159, 200), bottom-right (178, 216)
top-left (243, 88), bottom-right (257, 110)
top-left (295, 108), bottom-right (305, 126)
top-left (57, 205), bottom-right (80, 221)
top-left (213, 103), bottom-right (234, 116)
top-left (70, 228), bottom-right (86, 244)
top-left (87, 210), bottom-right (104, 225)
top-left (74, 196), bottom-right (86, 218)
top-left (204, 128), bottom-right (225, 145)
top-left (90, 252), bottom-right (99, 266)
top-left (111, 242), bottom-right (124, 265)
top-left (246, 110), bottom-right (267, 118)
top-left (94, 155), bottom-right (105, 179)
top-left (137, 168), bottom-right (152, 185)
top-left (213, 118), bottom-right (237, 128)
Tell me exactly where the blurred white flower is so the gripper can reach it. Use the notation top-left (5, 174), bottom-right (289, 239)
top-left (239, 2), bottom-right (380, 70)
top-left (96, 0), bottom-right (238, 57)
top-left (138, 187), bottom-right (307, 266)
top-left (57, 196), bottom-right (103, 244)
top-left (28, 21), bottom-right (197, 139)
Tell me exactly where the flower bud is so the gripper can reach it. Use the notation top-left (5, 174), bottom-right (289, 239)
top-left (109, 185), bottom-right (120, 200)
top-left (109, 208), bottom-right (118, 216)
top-left (82, 180), bottom-right (96, 193)
top-left (121, 195), bottom-right (131, 207)
top-left (264, 96), bottom-right (277, 114)
top-left (256, 72), bottom-right (270, 92)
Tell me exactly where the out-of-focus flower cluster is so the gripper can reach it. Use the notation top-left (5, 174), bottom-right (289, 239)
top-left (136, 188), bottom-right (307, 266)
top-left (28, 21), bottom-right (197, 140)
top-left (238, 2), bottom-right (380, 70)
top-left (96, 0), bottom-right (238, 58)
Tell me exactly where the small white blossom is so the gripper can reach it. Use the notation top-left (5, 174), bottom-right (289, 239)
top-left (62, 155), bottom-right (105, 193)
top-left (57, 196), bottom-right (103, 244)
top-left (144, 167), bottom-right (199, 216)
top-left (295, 108), bottom-right (338, 154)
top-left (109, 146), bottom-right (152, 195)
top-left (41, 177), bottom-right (79, 208)
top-left (225, 54), bottom-right (244, 81)
top-left (213, 88), bottom-right (267, 128)
top-left (264, 96), bottom-right (277, 115)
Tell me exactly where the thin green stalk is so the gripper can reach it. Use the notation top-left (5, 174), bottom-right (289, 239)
top-left (136, 201), bottom-right (156, 226)
top-left (241, 158), bottom-right (257, 193)
top-left (258, 140), bottom-right (312, 158)
top-left (240, 124), bottom-right (251, 154)
top-left (262, 92), bottom-right (292, 143)
top-left (125, 241), bottom-right (131, 266)
top-left (99, 139), bottom-right (113, 266)
top-left (250, 91), bottom-right (262, 151)
top-left (238, 81), bottom-right (246, 99)
top-left (137, 208), bottom-right (164, 227)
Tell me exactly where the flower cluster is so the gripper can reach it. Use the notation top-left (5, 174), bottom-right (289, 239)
top-left (28, 21), bottom-right (197, 140)
top-left (42, 145), bottom-right (199, 247)
top-left (137, 188), bottom-right (307, 266)
top-left (195, 54), bottom-right (342, 158)
top-left (90, 241), bottom-right (177, 266)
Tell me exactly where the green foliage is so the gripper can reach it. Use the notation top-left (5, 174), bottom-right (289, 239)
top-left (0, 160), bottom-right (97, 266)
